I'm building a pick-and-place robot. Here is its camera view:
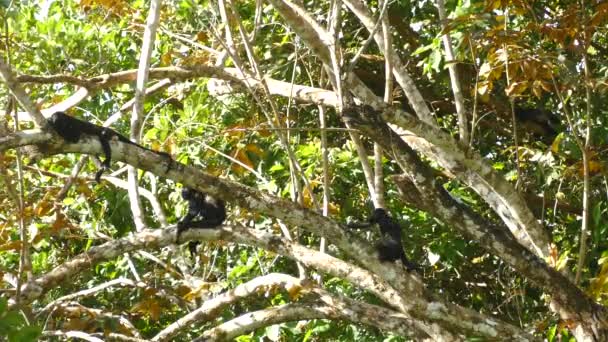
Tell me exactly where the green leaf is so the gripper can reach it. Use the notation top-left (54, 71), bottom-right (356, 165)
top-left (10, 326), bottom-right (41, 342)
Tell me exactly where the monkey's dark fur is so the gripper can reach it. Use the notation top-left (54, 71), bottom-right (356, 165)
top-left (514, 107), bottom-right (561, 142)
top-left (47, 111), bottom-right (171, 182)
top-left (348, 208), bottom-right (417, 271)
top-left (177, 188), bottom-right (226, 255)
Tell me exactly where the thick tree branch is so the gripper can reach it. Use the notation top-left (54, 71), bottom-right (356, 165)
top-left (0, 166), bottom-right (531, 342)
top-left (153, 273), bottom-right (424, 341)
top-left (436, 0), bottom-right (469, 143)
top-left (0, 56), bottom-right (47, 127)
top-left (41, 330), bottom-right (106, 342)
top-left (342, 0), bottom-right (436, 125)
top-left (0, 67), bottom-right (559, 265)
top-left (0, 130), bottom-right (53, 150)
top-left (0, 129), bottom-right (564, 339)
top-left (52, 303), bottom-right (141, 339)
top-left (38, 278), bottom-right (146, 316)
top-left (126, 0), bottom-right (162, 232)
top-left (343, 106), bottom-right (606, 336)
top-left (193, 303), bottom-right (341, 342)
top-left (265, 0), bottom-right (553, 262)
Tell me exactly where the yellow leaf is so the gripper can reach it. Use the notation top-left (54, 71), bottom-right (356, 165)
top-left (287, 284), bottom-right (304, 300)
top-left (505, 81), bottom-right (528, 96)
top-left (477, 82), bottom-right (490, 96)
top-left (62, 318), bottom-right (90, 331)
top-left (471, 256), bottom-right (485, 264)
top-left (51, 213), bottom-right (69, 235)
top-left (0, 241), bottom-right (22, 252)
top-left (196, 31), bottom-right (209, 43)
top-left (226, 124), bottom-right (246, 138)
top-left (257, 123), bottom-right (272, 137)
top-left (131, 298), bottom-right (162, 321)
top-left (589, 160), bottom-right (603, 174)
top-left (550, 134), bottom-right (563, 153)
top-left (245, 143), bottom-right (264, 157)
top-left (180, 51), bottom-right (211, 67)
top-left (328, 202), bottom-right (340, 215)
top-left (478, 62), bottom-right (492, 78)
top-left (232, 149), bottom-right (254, 174)
top-left (78, 0), bottom-right (94, 8)
top-left (577, 160), bottom-right (603, 177)
top-left (160, 52), bottom-right (172, 67)
top-left (532, 83), bottom-right (543, 99)
top-left (302, 187), bottom-right (316, 208)
top-left (540, 81), bottom-right (553, 92)
top-left (34, 200), bottom-right (53, 217)
top-left (183, 281), bottom-right (224, 301)
top-left (555, 252), bottom-right (569, 271)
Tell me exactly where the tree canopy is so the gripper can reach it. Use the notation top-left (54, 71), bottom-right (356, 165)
top-left (1, 0), bottom-right (608, 340)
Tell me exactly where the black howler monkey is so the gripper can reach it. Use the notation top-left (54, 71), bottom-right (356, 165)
top-left (47, 111), bottom-right (171, 182)
top-left (176, 188), bottom-right (226, 255)
top-left (514, 107), bottom-right (561, 143)
top-left (347, 208), bottom-right (417, 271)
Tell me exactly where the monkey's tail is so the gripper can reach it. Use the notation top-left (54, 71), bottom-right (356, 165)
top-left (401, 254), bottom-right (419, 272)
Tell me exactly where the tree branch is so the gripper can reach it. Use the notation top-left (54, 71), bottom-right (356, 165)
top-left (153, 273), bottom-right (424, 341)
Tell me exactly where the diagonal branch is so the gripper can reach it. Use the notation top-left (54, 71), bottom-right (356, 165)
top-left (0, 128), bottom-right (532, 339)
top-left (153, 273), bottom-right (424, 341)
top-left (9, 215), bottom-right (530, 340)
top-left (265, 0), bottom-right (553, 260)
top-left (0, 56), bottom-right (47, 127)
top-left (342, 105), bottom-right (606, 335)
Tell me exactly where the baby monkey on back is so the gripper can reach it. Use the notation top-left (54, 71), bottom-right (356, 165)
top-left (176, 188), bottom-right (226, 255)
top-left (348, 208), bottom-right (417, 271)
